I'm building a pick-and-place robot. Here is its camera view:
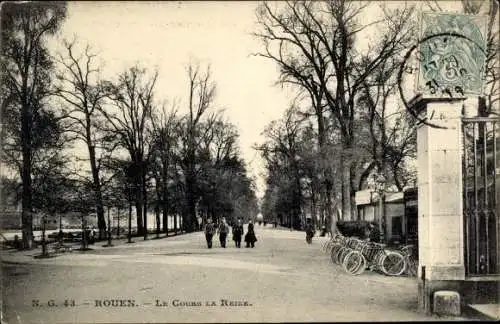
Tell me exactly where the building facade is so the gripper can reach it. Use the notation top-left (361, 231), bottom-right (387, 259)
top-left (355, 188), bottom-right (418, 245)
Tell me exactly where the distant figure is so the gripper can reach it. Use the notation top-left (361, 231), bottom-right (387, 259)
top-left (84, 226), bottom-right (94, 245)
top-left (197, 216), bottom-right (202, 231)
top-left (245, 221), bottom-right (257, 248)
top-left (91, 227), bottom-right (96, 243)
top-left (273, 220), bottom-right (278, 228)
top-left (232, 219), bottom-right (244, 248)
top-left (304, 218), bottom-right (315, 244)
top-left (366, 223), bottom-right (381, 243)
top-left (204, 218), bottom-right (215, 249)
top-left (13, 235), bottom-right (21, 249)
top-left (58, 229), bottom-right (64, 242)
top-left (370, 224), bottom-right (381, 243)
top-left (217, 218), bottom-right (229, 248)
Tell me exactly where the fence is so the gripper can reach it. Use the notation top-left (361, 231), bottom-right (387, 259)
top-left (462, 117), bottom-right (500, 276)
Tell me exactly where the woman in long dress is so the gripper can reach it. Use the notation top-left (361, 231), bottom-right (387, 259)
top-left (244, 220), bottom-right (257, 248)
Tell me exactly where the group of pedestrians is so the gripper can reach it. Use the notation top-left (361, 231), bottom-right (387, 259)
top-left (204, 218), bottom-right (257, 249)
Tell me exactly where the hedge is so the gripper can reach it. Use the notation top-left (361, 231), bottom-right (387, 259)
top-left (336, 220), bottom-right (380, 241)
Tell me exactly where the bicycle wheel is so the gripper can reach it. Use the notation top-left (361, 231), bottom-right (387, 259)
top-left (406, 255), bottom-right (418, 277)
top-left (321, 239), bottom-right (330, 252)
top-left (373, 251), bottom-right (386, 273)
top-left (342, 250), bottom-right (366, 275)
top-left (332, 246), bottom-right (345, 264)
top-left (330, 245), bottom-right (341, 263)
top-left (341, 249), bottom-right (353, 269)
top-left (381, 251), bottom-right (406, 276)
top-left (331, 244), bottom-right (345, 264)
top-left (325, 240), bottom-right (335, 253)
top-left (338, 247), bottom-right (352, 266)
top-left (326, 240), bottom-right (333, 252)
top-left (342, 250), bottom-right (363, 274)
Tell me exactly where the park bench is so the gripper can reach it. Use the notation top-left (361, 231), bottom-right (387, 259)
top-left (52, 243), bottom-right (73, 253)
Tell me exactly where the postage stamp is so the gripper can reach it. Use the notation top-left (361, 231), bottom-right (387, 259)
top-left (417, 12), bottom-right (489, 97)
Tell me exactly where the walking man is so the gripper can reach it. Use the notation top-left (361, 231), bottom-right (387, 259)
top-left (218, 217), bottom-right (229, 248)
top-left (204, 218), bottom-right (215, 249)
top-left (232, 219), bottom-right (244, 248)
top-left (304, 217), bottom-right (315, 244)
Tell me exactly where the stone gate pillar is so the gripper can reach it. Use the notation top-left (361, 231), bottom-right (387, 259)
top-left (414, 97), bottom-right (466, 315)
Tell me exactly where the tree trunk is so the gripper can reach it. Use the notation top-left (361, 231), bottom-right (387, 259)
top-left (162, 162), bottom-right (169, 235)
top-left (341, 162), bottom-right (352, 221)
top-left (310, 188), bottom-right (316, 228)
top-left (134, 167), bottom-right (143, 235)
top-left (155, 204), bottom-right (160, 238)
top-left (340, 137), bottom-right (353, 221)
top-left (135, 202), bottom-right (143, 234)
top-left (128, 200), bottom-right (132, 243)
top-left (41, 216), bottom-right (47, 256)
top-left (330, 198), bottom-right (341, 236)
top-left (293, 176), bottom-right (302, 230)
top-left (184, 171), bottom-right (197, 233)
top-left (21, 103), bottom-right (34, 249)
top-left (143, 171), bottom-right (148, 240)
top-left (393, 165), bottom-right (404, 192)
top-left (350, 163), bottom-right (358, 220)
top-left (117, 209), bottom-right (120, 237)
top-left (319, 192), bottom-right (325, 228)
top-left (81, 215), bottom-right (87, 250)
top-left (162, 205), bottom-right (168, 235)
top-left (174, 211), bottom-right (178, 235)
top-left (324, 179), bottom-right (333, 226)
top-left (88, 143), bottom-right (106, 239)
top-left (317, 111), bottom-right (333, 229)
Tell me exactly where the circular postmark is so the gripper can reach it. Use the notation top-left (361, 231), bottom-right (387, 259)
top-left (397, 11), bottom-right (488, 129)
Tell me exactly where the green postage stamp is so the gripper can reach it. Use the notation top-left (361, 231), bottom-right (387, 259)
top-left (417, 12), bottom-right (488, 97)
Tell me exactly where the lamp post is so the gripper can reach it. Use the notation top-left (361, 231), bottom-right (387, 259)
top-left (127, 182), bottom-right (133, 244)
top-left (81, 216), bottom-right (87, 250)
top-left (375, 173), bottom-right (386, 243)
top-left (117, 208), bottom-right (120, 238)
top-left (106, 205), bottom-right (113, 246)
top-left (58, 212), bottom-right (63, 245)
top-left (41, 214), bottom-right (48, 257)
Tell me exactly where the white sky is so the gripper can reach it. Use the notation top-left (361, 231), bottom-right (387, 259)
top-left (52, 1), bottom-right (299, 198)
top-left (49, 1), bottom-right (477, 198)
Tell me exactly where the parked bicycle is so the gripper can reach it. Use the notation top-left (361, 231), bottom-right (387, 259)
top-left (342, 241), bottom-right (406, 276)
top-left (328, 236), bottom-right (408, 277)
top-left (321, 233), bottom-right (344, 253)
top-left (399, 244), bottom-right (418, 277)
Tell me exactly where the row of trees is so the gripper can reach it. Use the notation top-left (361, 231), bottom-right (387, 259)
top-left (1, 2), bottom-right (258, 249)
top-left (255, 0), bottom-right (499, 231)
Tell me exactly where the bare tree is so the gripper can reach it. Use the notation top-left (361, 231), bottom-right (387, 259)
top-left (197, 116), bottom-right (240, 224)
top-left (257, 105), bottom-right (308, 230)
top-left (358, 56), bottom-right (417, 191)
top-left (180, 63), bottom-right (217, 233)
top-left (54, 39), bottom-right (114, 239)
top-left (254, 0), bottom-right (415, 221)
top-left (100, 65), bottom-right (157, 239)
top-left (151, 103), bottom-right (181, 235)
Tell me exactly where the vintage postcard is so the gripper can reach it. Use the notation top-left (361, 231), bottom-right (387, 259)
top-left (1, 1), bottom-right (499, 323)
